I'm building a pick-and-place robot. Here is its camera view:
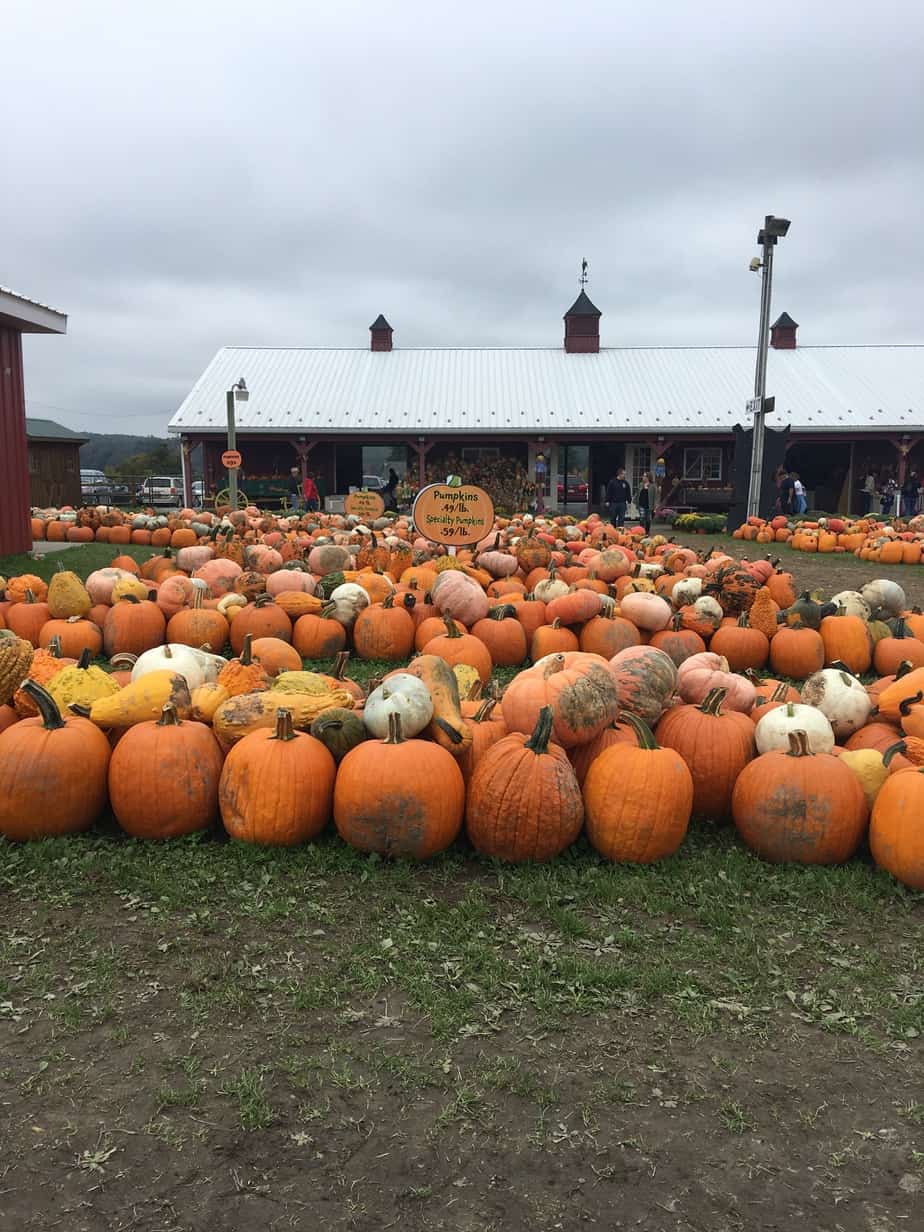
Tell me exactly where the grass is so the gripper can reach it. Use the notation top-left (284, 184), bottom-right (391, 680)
top-left (0, 542), bottom-right (159, 582)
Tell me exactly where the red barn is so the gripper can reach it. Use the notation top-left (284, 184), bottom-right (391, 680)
top-left (0, 287), bottom-right (68, 555)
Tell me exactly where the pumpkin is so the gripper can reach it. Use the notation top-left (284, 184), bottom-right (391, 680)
top-left (607, 645), bottom-right (677, 726)
top-left (85, 567), bottom-right (137, 607)
top-left (655, 687), bottom-right (755, 820)
top-left (583, 714), bottom-right (693, 863)
top-left (502, 652), bottom-right (619, 748)
top-left (800, 669), bottom-right (872, 740)
top-left (166, 590), bottom-right (230, 652)
top-left (292, 604), bottom-right (347, 659)
top-left (5, 591), bottom-right (52, 647)
top-left (109, 703), bottom-right (224, 838)
top-left (363, 674), bottom-right (434, 738)
top-left (579, 613), bottom-right (640, 659)
top-left (353, 593), bottom-right (416, 661)
top-left (0, 681), bottom-right (110, 840)
top-left (229, 595), bottom-right (293, 654)
top-left (676, 652), bottom-right (755, 715)
top-left (861, 578), bottom-right (906, 621)
top-left (470, 607), bottom-right (528, 667)
top-left (830, 590), bottom-right (871, 622)
top-left (869, 767), bottom-right (924, 890)
top-left (334, 712), bottom-right (465, 859)
top-left (768, 626), bottom-right (825, 679)
top-left (567, 719), bottom-right (639, 787)
top-left (308, 543), bottom-right (352, 575)
top-left (328, 582), bottom-right (371, 627)
top-left (102, 595), bottom-right (166, 658)
top-left (12, 645), bottom-right (73, 717)
top-left (819, 613), bottom-right (872, 675)
top-left (456, 698), bottom-right (509, 784)
top-left (189, 681), bottom-right (231, 723)
top-left (838, 749), bottom-right (890, 810)
top-left (544, 588), bottom-right (603, 627)
top-left (754, 700), bottom-right (835, 755)
top-left (515, 535), bottom-right (552, 573)
top-left (431, 570), bottom-right (490, 626)
top-left (38, 616), bottom-right (103, 660)
top-left (465, 706), bottom-right (583, 862)
top-left (422, 616), bottom-right (493, 684)
top-left (732, 731), bottom-right (868, 864)
top-left (217, 634), bottom-right (271, 696)
top-left (309, 707), bottom-right (367, 761)
top-left (531, 618), bottom-right (579, 660)
top-left (47, 568), bottom-right (92, 619)
top-left (872, 619), bottom-right (924, 676)
top-left (220, 708), bottom-right (336, 845)
top-left (619, 591), bottom-right (672, 633)
top-left (709, 614), bottom-right (769, 672)
top-left (5, 574), bottom-right (48, 604)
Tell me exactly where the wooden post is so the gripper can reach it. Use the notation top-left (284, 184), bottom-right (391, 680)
top-left (406, 437), bottom-right (434, 490)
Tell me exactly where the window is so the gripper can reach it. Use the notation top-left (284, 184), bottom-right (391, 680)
top-left (628, 446), bottom-right (651, 495)
top-left (683, 447), bottom-right (723, 482)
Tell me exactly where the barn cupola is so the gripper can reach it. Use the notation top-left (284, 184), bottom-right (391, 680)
top-left (563, 289), bottom-right (602, 353)
top-left (770, 311), bottom-right (798, 350)
top-left (369, 314), bottom-right (393, 351)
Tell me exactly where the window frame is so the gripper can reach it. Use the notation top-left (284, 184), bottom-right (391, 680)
top-left (682, 446), bottom-right (723, 483)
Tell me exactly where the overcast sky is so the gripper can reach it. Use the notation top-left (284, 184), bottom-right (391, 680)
top-left (4, 0), bottom-right (923, 436)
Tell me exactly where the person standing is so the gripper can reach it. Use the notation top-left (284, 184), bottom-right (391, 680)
top-left (637, 471), bottom-right (653, 532)
top-left (862, 470), bottom-right (877, 516)
top-left (792, 471), bottom-right (807, 515)
top-left (606, 468), bottom-right (632, 527)
top-left (302, 471), bottom-right (320, 513)
top-left (777, 467), bottom-right (795, 517)
top-left (288, 466), bottom-right (303, 513)
top-left (901, 471), bottom-right (919, 519)
top-left (382, 467), bottom-right (400, 513)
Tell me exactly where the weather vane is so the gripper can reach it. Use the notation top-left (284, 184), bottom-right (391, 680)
top-left (580, 258), bottom-right (588, 288)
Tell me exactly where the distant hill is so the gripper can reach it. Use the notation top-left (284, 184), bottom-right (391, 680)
top-left (80, 433), bottom-right (181, 472)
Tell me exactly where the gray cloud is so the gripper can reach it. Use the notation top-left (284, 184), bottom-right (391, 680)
top-left (4, 0), bottom-right (922, 434)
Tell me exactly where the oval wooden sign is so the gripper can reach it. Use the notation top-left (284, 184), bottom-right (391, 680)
top-left (221, 449), bottom-right (242, 470)
top-left (344, 489), bottom-right (386, 519)
top-left (412, 483), bottom-right (495, 547)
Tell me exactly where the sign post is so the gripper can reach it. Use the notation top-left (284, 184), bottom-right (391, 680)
top-left (412, 483), bottom-right (495, 549)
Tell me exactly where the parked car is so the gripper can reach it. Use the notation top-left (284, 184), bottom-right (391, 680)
top-left (362, 474), bottom-right (386, 491)
top-left (136, 476), bottom-right (183, 507)
top-left (557, 475), bottom-right (589, 502)
top-left (80, 469), bottom-right (130, 505)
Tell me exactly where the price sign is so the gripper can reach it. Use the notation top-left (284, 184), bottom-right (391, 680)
top-left (412, 483), bottom-right (495, 547)
top-left (344, 489), bottom-right (385, 519)
top-left (221, 450), bottom-right (242, 470)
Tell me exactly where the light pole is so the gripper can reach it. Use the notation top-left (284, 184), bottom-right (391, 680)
top-left (226, 378), bottom-right (248, 508)
top-left (746, 215), bottom-right (790, 519)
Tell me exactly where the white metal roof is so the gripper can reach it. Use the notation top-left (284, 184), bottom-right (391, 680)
top-left (169, 344), bottom-right (924, 437)
top-left (0, 286), bottom-right (67, 334)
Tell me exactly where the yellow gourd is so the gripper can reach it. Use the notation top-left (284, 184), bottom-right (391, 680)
top-left (838, 749), bottom-right (889, 809)
top-left (271, 670), bottom-right (333, 697)
top-left (78, 671), bottom-right (192, 728)
top-left (47, 569), bottom-right (92, 618)
top-left (110, 576), bottom-right (150, 603)
top-left (47, 654), bottom-right (120, 710)
top-left (452, 662), bottom-right (481, 701)
top-left (189, 681), bottom-right (231, 722)
top-left (213, 688), bottom-right (354, 746)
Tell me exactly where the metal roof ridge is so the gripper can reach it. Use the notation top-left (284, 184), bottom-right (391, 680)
top-left (213, 342), bottom-right (924, 353)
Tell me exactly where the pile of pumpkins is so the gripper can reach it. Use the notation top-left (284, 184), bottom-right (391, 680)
top-left (735, 513), bottom-right (924, 565)
top-left (0, 519), bottom-right (922, 892)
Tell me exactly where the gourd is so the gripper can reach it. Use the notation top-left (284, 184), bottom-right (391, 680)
top-left (754, 701), bottom-right (835, 755)
top-left (212, 687), bottom-right (354, 746)
top-left (310, 707), bottom-right (367, 761)
top-left (129, 643), bottom-right (211, 690)
top-left (363, 674), bottom-right (433, 738)
top-left (385, 655), bottom-right (471, 755)
top-left (0, 635), bottom-right (35, 706)
top-left (189, 681), bottom-right (231, 723)
top-left (328, 582), bottom-right (370, 626)
top-left (46, 649), bottom-right (120, 711)
top-left (271, 670), bottom-right (337, 696)
top-left (75, 671), bottom-right (193, 728)
top-left (47, 568), bottom-right (92, 619)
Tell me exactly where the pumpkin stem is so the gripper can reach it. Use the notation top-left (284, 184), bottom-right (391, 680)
top-left (898, 691), bottom-right (924, 716)
top-left (21, 680), bottom-right (67, 730)
top-left (163, 644), bottom-right (174, 659)
top-left (893, 660), bottom-right (915, 680)
top-left (191, 588), bottom-right (204, 610)
top-left (785, 701), bottom-right (796, 717)
top-left (737, 613), bottom-right (750, 628)
top-left (77, 647), bottom-right (92, 669)
top-left (69, 703), bottom-right (92, 717)
top-left (24, 588), bottom-right (36, 604)
top-left (828, 659), bottom-right (854, 675)
top-left (891, 618), bottom-right (910, 639)
top-left (442, 615), bottom-right (463, 639)
top-left (882, 740), bottom-right (906, 767)
top-left (382, 593), bottom-right (396, 610)
top-left (618, 712), bottom-right (659, 750)
top-left (331, 651), bottom-right (351, 682)
top-left (48, 635), bottom-right (63, 658)
top-left (384, 711), bottom-right (406, 745)
top-left (466, 679), bottom-right (483, 701)
top-left (771, 682), bottom-right (791, 702)
top-left (401, 592), bottom-right (416, 610)
top-left (109, 653), bottom-right (138, 669)
top-left (699, 687), bottom-right (727, 715)
top-left (157, 702), bottom-right (182, 727)
top-left (270, 708), bottom-right (297, 742)
top-left (525, 705), bottom-right (555, 755)
top-left (121, 594), bottom-right (142, 604)
top-left (786, 730), bottom-right (813, 757)
top-left (472, 698), bottom-right (496, 722)
top-left (491, 604), bottom-right (516, 621)
top-left (240, 633), bottom-right (253, 665)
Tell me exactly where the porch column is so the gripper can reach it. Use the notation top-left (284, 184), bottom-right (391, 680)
top-left (181, 436), bottom-right (194, 508)
top-left (293, 438), bottom-right (318, 482)
top-left (407, 437), bottom-right (434, 490)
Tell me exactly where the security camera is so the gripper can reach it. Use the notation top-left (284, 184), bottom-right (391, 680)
top-left (749, 257), bottom-right (762, 272)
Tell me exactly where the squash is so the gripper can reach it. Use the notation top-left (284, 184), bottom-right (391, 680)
top-left (363, 674), bottom-right (433, 738)
top-left (271, 670), bottom-right (339, 696)
top-left (309, 707), bottom-right (367, 761)
top-left (212, 687), bottom-right (354, 746)
top-left (0, 635), bottom-right (35, 706)
top-left (46, 568), bottom-right (92, 619)
top-left (384, 654), bottom-right (471, 755)
top-left (76, 671), bottom-right (193, 729)
top-left (189, 681), bottom-right (231, 723)
top-left (46, 649), bottom-right (121, 711)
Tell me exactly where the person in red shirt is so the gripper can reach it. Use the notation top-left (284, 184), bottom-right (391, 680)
top-left (302, 473), bottom-right (320, 512)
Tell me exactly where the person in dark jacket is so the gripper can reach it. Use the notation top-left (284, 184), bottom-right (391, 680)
top-left (637, 471), bottom-right (653, 532)
top-left (901, 471), bottom-right (919, 519)
top-left (382, 468), bottom-right (400, 513)
top-left (606, 468), bottom-right (632, 526)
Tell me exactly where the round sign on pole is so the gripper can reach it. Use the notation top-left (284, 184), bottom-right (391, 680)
top-left (344, 489), bottom-right (385, 520)
top-left (221, 449), bottom-right (242, 470)
top-left (412, 483), bottom-right (495, 547)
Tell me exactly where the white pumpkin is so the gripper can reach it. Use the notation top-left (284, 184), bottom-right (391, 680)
top-left (861, 579), bottom-right (906, 620)
top-left (532, 576), bottom-right (570, 603)
top-left (671, 577), bottom-right (703, 606)
top-left (830, 590), bottom-right (871, 622)
top-left (130, 644), bottom-right (210, 690)
top-left (185, 646), bottom-right (228, 683)
top-left (329, 582), bottom-right (370, 626)
top-left (363, 674), bottom-right (433, 738)
top-left (754, 701), bottom-right (835, 755)
top-left (636, 561), bottom-right (664, 580)
top-left (800, 669), bottom-right (872, 740)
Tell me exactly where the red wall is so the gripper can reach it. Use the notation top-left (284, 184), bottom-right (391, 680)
top-left (0, 329), bottom-right (32, 555)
